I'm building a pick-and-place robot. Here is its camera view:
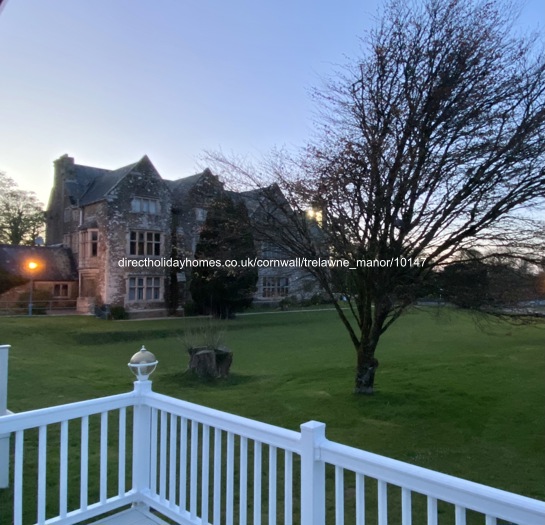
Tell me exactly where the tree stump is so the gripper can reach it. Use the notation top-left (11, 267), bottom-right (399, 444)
top-left (187, 346), bottom-right (232, 379)
top-left (215, 347), bottom-right (233, 378)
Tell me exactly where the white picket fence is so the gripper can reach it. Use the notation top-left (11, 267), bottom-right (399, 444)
top-left (0, 372), bottom-right (544, 525)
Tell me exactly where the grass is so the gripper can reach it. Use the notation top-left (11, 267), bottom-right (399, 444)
top-left (0, 307), bottom-right (543, 514)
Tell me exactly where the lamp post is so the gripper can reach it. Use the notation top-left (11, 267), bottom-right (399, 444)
top-left (27, 261), bottom-right (38, 316)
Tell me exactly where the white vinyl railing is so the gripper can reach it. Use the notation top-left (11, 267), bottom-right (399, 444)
top-left (141, 390), bottom-right (302, 525)
top-left (318, 438), bottom-right (545, 525)
top-left (0, 392), bottom-right (136, 525)
top-left (0, 345), bottom-right (11, 490)
top-left (0, 375), bottom-right (544, 525)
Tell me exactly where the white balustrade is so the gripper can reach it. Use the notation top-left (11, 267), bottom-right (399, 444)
top-left (0, 344), bottom-right (11, 489)
top-left (1, 393), bottom-right (135, 525)
top-left (0, 349), bottom-right (544, 525)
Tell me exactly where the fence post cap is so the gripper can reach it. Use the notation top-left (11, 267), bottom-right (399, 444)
top-left (301, 420), bottom-right (326, 431)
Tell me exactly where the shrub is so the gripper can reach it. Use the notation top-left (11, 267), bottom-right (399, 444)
top-left (279, 296), bottom-right (297, 310)
top-left (183, 301), bottom-right (200, 317)
top-left (109, 305), bottom-right (127, 320)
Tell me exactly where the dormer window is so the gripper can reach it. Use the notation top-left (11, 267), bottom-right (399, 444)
top-left (131, 197), bottom-right (160, 214)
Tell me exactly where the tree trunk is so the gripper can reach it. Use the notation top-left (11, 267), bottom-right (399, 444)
top-left (354, 349), bottom-right (379, 394)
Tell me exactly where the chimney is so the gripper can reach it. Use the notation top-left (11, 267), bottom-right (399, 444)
top-left (46, 155), bottom-right (75, 245)
top-left (53, 154), bottom-right (75, 187)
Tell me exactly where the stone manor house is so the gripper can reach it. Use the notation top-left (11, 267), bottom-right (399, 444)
top-left (44, 154), bottom-right (315, 315)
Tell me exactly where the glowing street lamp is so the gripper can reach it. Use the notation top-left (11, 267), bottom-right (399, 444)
top-left (27, 260), bottom-right (39, 316)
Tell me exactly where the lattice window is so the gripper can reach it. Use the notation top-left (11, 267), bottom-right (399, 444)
top-left (131, 197), bottom-right (160, 214)
top-left (262, 276), bottom-right (289, 298)
top-left (128, 276), bottom-right (162, 301)
top-left (129, 231), bottom-right (162, 256)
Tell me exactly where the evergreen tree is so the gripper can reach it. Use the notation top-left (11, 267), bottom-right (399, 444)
top-left (166, 216), bottom-right (181, 315)
top-left (190, 195), bottom-right (257, 318)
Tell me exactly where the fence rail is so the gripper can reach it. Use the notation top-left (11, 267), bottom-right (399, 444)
top-left (319, 439), bottom-right (545, 525)
top-left (0, 393), bottom-right (136, 525)
top-left (143, 391), bottom-right (303, 525)
top-left (1, 383), bottom-right (544, 525)
top-left (0, 300), bottom-right (77, 316)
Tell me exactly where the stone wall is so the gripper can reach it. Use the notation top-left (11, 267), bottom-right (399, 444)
top-left (100, 161), bottom-right (172, 311)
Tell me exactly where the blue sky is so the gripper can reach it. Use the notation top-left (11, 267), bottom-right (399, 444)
top-left (0, 0), bottom-right (543, 206)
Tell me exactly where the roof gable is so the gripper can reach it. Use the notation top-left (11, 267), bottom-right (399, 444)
top-left (78, 156), bottom-right (160, 205)
top-left (233, 184), bottom-right (289, 218)
top-left (169, 168), bottom-right (224, 208)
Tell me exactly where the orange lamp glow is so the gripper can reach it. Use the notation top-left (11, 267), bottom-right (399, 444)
top-left (28, 261), bottom-right (38, 271)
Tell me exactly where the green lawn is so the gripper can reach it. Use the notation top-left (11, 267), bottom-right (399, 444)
top-left (1, 307), bottom-right (544, 503)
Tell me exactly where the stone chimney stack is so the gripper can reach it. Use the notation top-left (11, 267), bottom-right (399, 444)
top-left (54, 154), bottom-right (75, 186)
top-left (46, 154), bottom-right (75, 245)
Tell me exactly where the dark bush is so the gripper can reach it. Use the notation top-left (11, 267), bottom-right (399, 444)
top-left (109, 305), bottom-right (127, 320)
top-left (183, 301), bottom-right (200, 317)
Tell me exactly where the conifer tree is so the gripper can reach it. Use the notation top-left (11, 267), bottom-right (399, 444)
top-left (190, 195), bottom-right (257, 318)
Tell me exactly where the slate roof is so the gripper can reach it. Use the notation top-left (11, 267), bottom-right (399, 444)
top-left (229, 188), bottom-right (263, 216)
top-left (230, 185), bottom-right (287, 218)
top-left (167, 169), bottom-right (222, 211)
top-left (78, 161), bottom-right (140, 205)
top-left (0, 245), bottom-right (78, 281)
top-left (64, 154), bottom-right (217, 209)
top-left (62, 158), bottom-right (145, 206)
top-left (166, 169), bottom-right (218, 198)
top-left (64, 165), bottom-right (111, 204)
top-left (61, 154), bottom-right (227, 215)
top-left (165, 172), bottom-right (203, 193)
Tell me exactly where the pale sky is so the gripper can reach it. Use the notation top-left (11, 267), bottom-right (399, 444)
top-left (0, 0), bottom-right (543, 207)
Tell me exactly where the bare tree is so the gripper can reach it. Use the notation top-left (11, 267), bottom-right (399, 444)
top-left (438, 249), bottom-right (544, 311)
top-left (0, 172), bottom-right (45, 245)
top-left (208, 0), bottom-right (545, 393)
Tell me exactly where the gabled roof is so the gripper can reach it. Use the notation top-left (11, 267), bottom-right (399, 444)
top-left (229, 188), bottom-right (263, 216)
top-left (168, 169), bottom-right (224, 209)
top-left (0, 245), bottom-right (78, 281)
top-left (64, 156), bottom-right (158, 206)
top-left (78, 161), bottom-right (140, 205)
top-left (166, 168), bottom-right (217, 195)
top-left (231, 184), bottom-right (288, 218)
top-left (62, 164), bottom-right (110, 204)
top-left (62, 156), bottom-right (222, 209)
top-left (165, 172), bottom-right (203, 193)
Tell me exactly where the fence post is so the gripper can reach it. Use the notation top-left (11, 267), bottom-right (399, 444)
top-left (300, 420), bottom-right (326, 525)
top-left (0, 344), bottom-right (11, 489)
top-left (131, 379), bottom-right (153, 505)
